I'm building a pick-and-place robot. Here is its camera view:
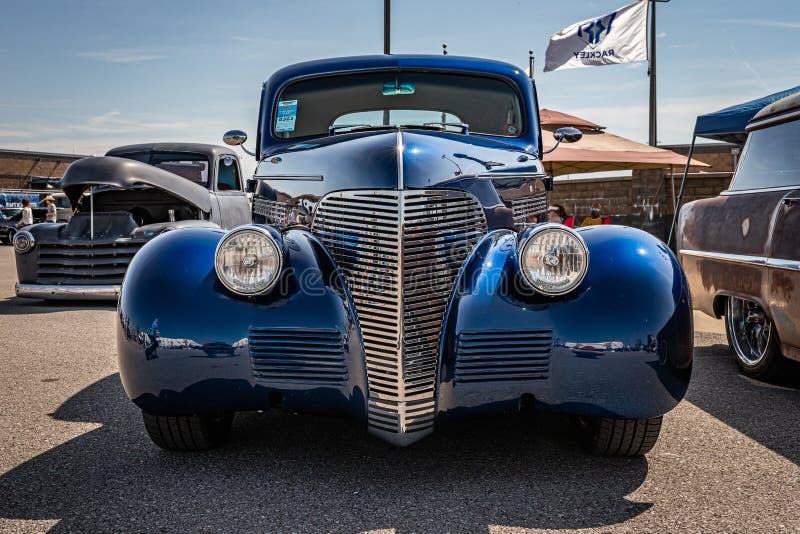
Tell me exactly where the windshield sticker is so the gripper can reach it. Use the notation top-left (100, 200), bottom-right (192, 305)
top-left (275, 100), bottom-right (298, 133)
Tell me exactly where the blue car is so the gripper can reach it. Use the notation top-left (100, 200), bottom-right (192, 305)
top-left (117, 55), bottom-right (693, 456)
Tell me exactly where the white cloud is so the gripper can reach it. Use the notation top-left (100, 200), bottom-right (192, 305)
top-left (78, 49), bottom-right (165, 63)
top-left (719, 19), bottom-right (800, 29)
top-left (657, 31), bottom-right (667, 38)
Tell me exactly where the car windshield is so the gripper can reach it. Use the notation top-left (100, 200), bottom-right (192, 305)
top-left (116, 152), bottom-right (211, 186)
top-left (274, 71), bottom-right (524, 139)
top-left (1, 208), bottom-right (21, 220)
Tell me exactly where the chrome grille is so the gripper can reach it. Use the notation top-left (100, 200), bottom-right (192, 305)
top-left (249, 327), bottom-right (347, 385)
top-left (253, 197), bottom-right (289, 227)
top-left (454, 330), bottom-right (552, 383)
top-left (511, 193), bottom-right (547, 227)
top-left (36, 240), bottom-right (146, 285)
top-left (312, 189), bottom-right (487, 443)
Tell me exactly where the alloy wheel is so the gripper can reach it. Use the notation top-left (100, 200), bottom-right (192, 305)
top-left (727, 297), bottom-right (772, 366)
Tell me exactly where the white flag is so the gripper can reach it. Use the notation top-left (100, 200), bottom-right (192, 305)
top-left (544, 0), bottom-right (648, 72)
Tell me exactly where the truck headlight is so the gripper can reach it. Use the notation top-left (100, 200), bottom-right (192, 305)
top-left (518, 224), bottom-right (588, 295)
top-left (214, 225), bottom-right (283, 295)
top-left (13, 230), bottom-right (35, 254)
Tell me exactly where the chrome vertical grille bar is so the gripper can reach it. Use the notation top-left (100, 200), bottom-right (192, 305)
top-left (312, 189), bottom-right (487, 445)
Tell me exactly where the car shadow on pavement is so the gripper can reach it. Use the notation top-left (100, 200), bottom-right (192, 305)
top-left (0, 296), bottom-right (115, 315)
top-left (686, 341), bottom-right (800, 466)
top-left (0, 374), bottom-right (652, 532)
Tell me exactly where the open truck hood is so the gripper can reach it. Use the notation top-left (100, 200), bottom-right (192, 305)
top-left (59, 156), bottom-right (213, 214)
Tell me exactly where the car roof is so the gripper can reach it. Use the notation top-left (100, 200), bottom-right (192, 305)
top-left (105, 143), bottom-right (238, 160)
top-left (264, 54), bottom-right (528, 85)
top-left (750, 92), bottom-right (800, 124)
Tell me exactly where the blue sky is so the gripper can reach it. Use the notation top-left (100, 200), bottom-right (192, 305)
top-left (1, 0), bottom-right (798, 175)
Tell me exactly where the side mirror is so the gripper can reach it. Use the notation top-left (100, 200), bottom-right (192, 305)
top-left (245, 178), bottom-right (257, 194)
top-left (223, 129), bottom-right (256, 157)
top-left (542, 176), bottom-right (554, 192)
top-left (223, 130), bottom-right (248, 146)
top-left (542, 127), bottom-right (583, 155)
top-left (553, 127), bottom-right (582, 144)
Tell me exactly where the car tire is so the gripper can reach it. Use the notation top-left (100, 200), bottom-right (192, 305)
top-left (142, 411), bottom-right (233, 451)
top-left (725, 296), bottom-right (785, 380)
top-left (4, 228), bottom-right (16, 245)
top-left (573, 415), bottom-right (662, 456)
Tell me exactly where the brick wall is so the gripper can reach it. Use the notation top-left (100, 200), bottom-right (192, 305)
top-left (0, 150), bottom-right (85, 189)
top-left (549, 143), bottom-right (738, 241)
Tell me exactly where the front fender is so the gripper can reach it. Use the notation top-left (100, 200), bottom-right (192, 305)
top-left (438, 225), bottom-right (693, 420)
top-left (116, 226), bottom-right (368, 419)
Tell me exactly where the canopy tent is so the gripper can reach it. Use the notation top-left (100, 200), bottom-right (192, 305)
top-left (693, 86), bottom-right (800, 144)
top-left (540, 109), bottom-right (708, 176)
top-left (667, 85), bottom-right (800, 246)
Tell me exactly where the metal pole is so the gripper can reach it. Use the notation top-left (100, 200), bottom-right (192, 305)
top-left (384, 0), bottom-right (390, 54)
top-left (667, 134), bottom-right (696, 247)
top-left (529, 50), bottom-right (534, 80)
top-left (648, 0), bottom-right (657, 146)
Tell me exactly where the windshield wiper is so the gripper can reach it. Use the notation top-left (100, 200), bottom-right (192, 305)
top-left (422, 122), bottom-right (470, 134)
top-left (328, 123), bottom-right (395, 135)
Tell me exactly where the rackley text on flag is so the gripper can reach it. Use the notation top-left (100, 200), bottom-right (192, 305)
top-left (544, 0), bottom-right (648, 72)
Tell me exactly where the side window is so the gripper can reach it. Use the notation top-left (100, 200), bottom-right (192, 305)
top-left (217, 156), bottom-right (241, 191)
top-left (731, 119), bottom-right (800, 191)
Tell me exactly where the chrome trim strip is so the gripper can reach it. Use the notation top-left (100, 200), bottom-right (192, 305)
top-left (766, 258), bottom-right (800, 272)
top-left (681, 249), bottom-right (800, 273)
top-left (476, 172), bottom-right (546, 180)
top-left (746, 108), bottom-right (800, 132)
top-left (15, 283), bottom-right (120, 300)
top-left (721, 185), bottom-right (799, 196)
top-left (253, 174), bottom-right (323, 181)
top-left (679, 249), bottom-right (766, 267)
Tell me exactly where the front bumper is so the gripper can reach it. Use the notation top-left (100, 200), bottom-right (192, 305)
top-left (15, 283), bottom-right (120, 300)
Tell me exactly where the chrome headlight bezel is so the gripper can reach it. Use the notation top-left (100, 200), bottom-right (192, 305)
top-left (13, 230), bottom-right (35, 254)
top-left (517, 223), bottom-right (589, 296)
top-left (214, 225), bottom-right (283, 296)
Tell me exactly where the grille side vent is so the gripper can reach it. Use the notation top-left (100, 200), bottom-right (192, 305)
top-left (249, 327), bottom-right (348, 385)
top-left (454, 330), bottom-right (552, 383)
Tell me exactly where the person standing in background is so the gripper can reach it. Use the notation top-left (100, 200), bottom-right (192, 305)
top-left (580, 202), bottom-right (604, 227)
top-left (44, 196), bottom-right (57, 223)
top-left (15, 198), bottom-right (32, 228)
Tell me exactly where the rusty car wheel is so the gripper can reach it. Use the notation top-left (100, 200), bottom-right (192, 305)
top-left (725, 297), bottom-right (784, 380)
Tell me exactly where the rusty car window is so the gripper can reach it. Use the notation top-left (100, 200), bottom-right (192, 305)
top-left (731, 119), bottom-right (800, 191)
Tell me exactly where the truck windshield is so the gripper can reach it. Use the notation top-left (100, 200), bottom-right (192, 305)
top-left (274, 71), bottom-right (524, 139)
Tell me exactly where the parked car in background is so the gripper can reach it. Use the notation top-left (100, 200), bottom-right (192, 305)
top-left (14, 143), bottom-right (250, 300)
top-left (0, 207), bottom-right (48, 245)
top-left (117, 55), bottom-right (693, 455)
top-left (679, 92), bottom-right (800, 379)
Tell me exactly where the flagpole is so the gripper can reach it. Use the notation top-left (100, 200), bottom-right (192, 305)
top-left (649, 0), bottom-right (670, 146)
top-left (384, 0), bottom-right (391, 54)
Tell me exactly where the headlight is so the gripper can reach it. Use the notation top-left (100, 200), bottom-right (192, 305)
top-left (214, 226), bottom-right (283, 295)
top-left (13, 230), bottom-right (35, 254)
top-left (518, 224), bottom-right (589, 295)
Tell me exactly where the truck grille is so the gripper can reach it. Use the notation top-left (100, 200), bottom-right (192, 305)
top-left (454, 330), bottom-right (552, 383)
top-left (36, 240), bottom-right (146, 285)
top-left (312, 189), bottom-right (487, 444)
top-left (253, 197), bottom-right (289, 227)
top-left (249, 327), bottom-right (348, 385)
top-left (511, 193), bottom-right (547, 228)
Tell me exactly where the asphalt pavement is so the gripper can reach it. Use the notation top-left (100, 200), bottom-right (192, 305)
top-left (0, 246), bottom-right (798, 533)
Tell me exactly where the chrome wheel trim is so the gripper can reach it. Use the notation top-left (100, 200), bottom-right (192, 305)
top-left (727, 297), bottom-right (772, 366)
